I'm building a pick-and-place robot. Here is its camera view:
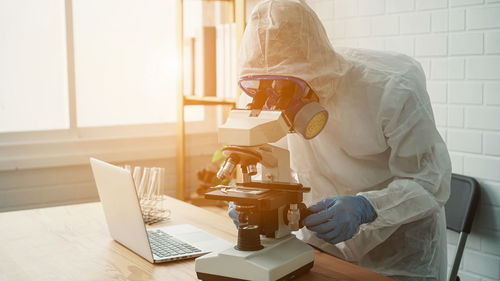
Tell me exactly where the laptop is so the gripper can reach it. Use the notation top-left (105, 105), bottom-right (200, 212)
top-left (89, 157), bottom-right (232, 263)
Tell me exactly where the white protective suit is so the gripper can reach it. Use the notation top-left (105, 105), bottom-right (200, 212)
top-left (238, 1), bottom-right (452, 280)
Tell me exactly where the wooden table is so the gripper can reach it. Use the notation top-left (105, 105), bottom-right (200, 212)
top-left (0, 197), bottom-right (394, 281)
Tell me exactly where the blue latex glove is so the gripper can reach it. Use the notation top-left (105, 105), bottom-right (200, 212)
top-left (228, 201), bottom-right (248, 228)
top-left (302, 195), bottom-right (377, 245)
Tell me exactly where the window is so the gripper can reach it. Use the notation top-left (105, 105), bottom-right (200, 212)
top-left (0, 0), bottom-right (69, 132)
top-left (0, 0), bottom-right (204, 134)
top-left (0, 0), bottom-right (212, 170)
top-left (73, 0), bottom-right (197, 127)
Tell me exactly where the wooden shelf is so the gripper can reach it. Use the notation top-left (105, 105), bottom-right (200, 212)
top-left (183, 96), bottom-right (237, 106)
top-left (176, 0), bottom-right (246, 201)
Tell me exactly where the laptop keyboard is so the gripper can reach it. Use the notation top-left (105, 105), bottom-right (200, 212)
top-left (147, 229), bottom-right (202, 258)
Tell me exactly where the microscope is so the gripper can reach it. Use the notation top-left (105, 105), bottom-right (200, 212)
top-left (195, 76), bottom-right (328, 281)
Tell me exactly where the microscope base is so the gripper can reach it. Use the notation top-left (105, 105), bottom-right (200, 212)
top-left (195, 235), bottom-right (315, 281)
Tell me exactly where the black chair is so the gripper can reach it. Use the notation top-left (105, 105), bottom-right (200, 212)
top-left (444, 173), bottom-right (481, 281)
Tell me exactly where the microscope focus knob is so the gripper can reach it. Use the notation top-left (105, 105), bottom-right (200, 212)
top-left (238, 213), bottom-right (248, 224)
top-left (283, 203), bottom-right (312, 229)
top-left (236, 225), bottom-right (264, 251)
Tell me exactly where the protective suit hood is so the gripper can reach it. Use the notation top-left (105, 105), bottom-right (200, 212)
top-left (239, 0), bottom-right (352, 102)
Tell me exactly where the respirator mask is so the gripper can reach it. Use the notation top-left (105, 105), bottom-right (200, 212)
top-left (239, 75), bottom-right (328, 139)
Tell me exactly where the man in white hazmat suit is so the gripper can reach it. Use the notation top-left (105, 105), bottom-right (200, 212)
top-left (230, 0), bottom-right (452, 280)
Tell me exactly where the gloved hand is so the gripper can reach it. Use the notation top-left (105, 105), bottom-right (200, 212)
top-left (228, 201), bottom-right (248, 228)
top-left (302, 195), bottom-right (377, 245)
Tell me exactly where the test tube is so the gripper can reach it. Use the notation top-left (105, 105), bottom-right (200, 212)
top-left (138, 167), bottom-right (150, 199)
top-left (147, 169), bottom-right (158, 200)
top-left (133, 166), bottom-right (142, 189)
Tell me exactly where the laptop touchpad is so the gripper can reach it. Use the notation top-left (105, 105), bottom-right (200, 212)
top-left (181, 231), bottom-right (217, 243)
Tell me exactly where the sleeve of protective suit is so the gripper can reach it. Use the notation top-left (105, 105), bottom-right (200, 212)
top-left (357, 84), bottom-right (451, 231)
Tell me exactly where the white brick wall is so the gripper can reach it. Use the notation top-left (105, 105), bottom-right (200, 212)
top-left (428, 81), bottom-right (448, 103)
top-left (467, 6), bottom-right (500, 29)
top-left (416, 34), bottom-right (448, 56)
top-left (449, 82), bottom-right (483, 104)
top-left (400, 12), bottom-right (431, 34)
top-left (449, 9), bottom-right (466, 31)
top-left (345, 18), bottom-right (371, 37)
top-left (467, 57), bottom-right (500, 79)
top-left (334, 0), bottom-right (357, 18)
top-left (449, 106), bottom-right (465, 127)
top-left (432, 10), bottom-right (451, 32)
top-left (358, 0), bottom-right (385, 16)
top-left (451, 0), bottom-right (484, 7)
top-left (416, 0), bottom-right (448, 10)
top-left (484, 133), bottom-right (500, 155)
top-left (386, 0), bottom-right (414, 13)
top-left (308, 0), bottom-right (500, 279)
top-left (431, 57), bottom-right (465, 80)
top-left (466, 107), bottom-right (500, 130)
top-left (486, 31), bottom-right (500, 54)
top-left (449, 32), bottom-right (483, 55)
top-left (484, 83), bottom-right (500, 105)
top-left (448, 130), bottom-right (482, 153)
top-left (372, 15), bottom-right (399, 35)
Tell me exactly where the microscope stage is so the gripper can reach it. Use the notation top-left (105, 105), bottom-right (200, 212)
top-left (205, 187), bottom-right (304, 210)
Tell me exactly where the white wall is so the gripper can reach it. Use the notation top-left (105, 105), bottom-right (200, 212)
top-left (0, 132), bottom-right (219, 212)
top-left (305, 0), bottom-right (500, 280)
